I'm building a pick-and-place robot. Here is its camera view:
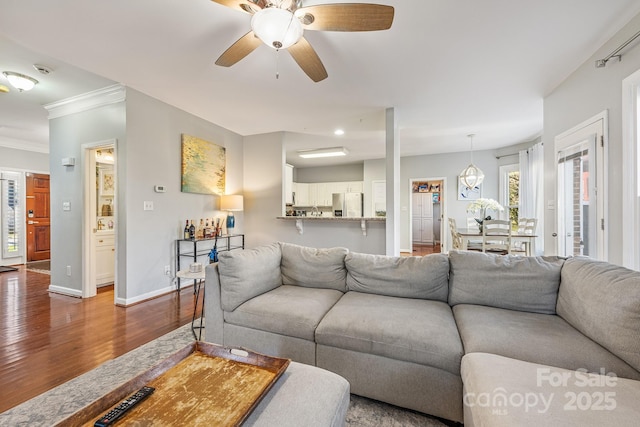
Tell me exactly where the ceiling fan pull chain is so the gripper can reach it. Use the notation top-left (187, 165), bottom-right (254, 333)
top-left (276, 49), bottom-right (280, 79)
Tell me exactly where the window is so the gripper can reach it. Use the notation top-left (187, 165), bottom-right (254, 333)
top-left (499, 164), bottom-right (520, 230)
top-left (2, 171), bottom-right (21, 259)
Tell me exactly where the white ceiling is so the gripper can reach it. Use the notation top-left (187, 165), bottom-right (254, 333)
top-left (1, 0), bottom-right (639, 167)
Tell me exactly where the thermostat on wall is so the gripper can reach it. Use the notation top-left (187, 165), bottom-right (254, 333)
top-left (154, 185), bottom-right (166, 193)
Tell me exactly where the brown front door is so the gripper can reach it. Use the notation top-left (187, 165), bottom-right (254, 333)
top-left (26, 173), bottom-right (50, 261)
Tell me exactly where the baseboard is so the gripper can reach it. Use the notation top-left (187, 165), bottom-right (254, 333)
top-left (115, 285), bottom-right (177, 307)
top-left (48, 284), bottom-right (82, 298)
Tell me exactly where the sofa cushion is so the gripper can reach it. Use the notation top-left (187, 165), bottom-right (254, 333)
top-left (224, 285), bottom-right (343, 341)
top-left (449, 250), bottom-right (565, 314)
top-left (557, 257), bottom-right (640, 373)
top-left (345, 252), bottom-right (450, 302)
top-left (453, 304), bottom-right (640, 380)
top-left (280, 242), bottom-right (348, 292)
top-left (219, 243), bottom-right (282, 312)
top-left (461, 353), bottom-right (640, 427)
top-left (316, 291), bottom-right (463, 375)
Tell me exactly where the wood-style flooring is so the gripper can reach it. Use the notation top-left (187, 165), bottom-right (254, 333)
top-left (0, 265), bottom-right (197, 412)
top-left (401, 243), bottom-right (442, 257)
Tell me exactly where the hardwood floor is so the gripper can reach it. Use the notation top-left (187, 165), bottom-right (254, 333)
top-left (401, 243), bottom-right (442, 257)
top-left (0, 265), bottom-right (197, 412)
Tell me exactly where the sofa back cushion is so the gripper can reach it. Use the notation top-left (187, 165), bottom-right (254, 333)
top-left (218, 242), bottom-right (282, 312)
top-left (345, 252), bottom-right (450, 302)
top-left (557, 257), bottom-right (640, 373)
top-left (448, 250), bottom-right (564, 314)
top-left (280, 242), bottom-right (348, 292)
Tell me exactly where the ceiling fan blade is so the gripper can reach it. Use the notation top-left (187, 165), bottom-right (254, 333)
top-left (210, 0), bottom-right (265, 14)
top-left (296, 4), bottom-right (394, 32)
top-left (288, 37), bottom-right (328, 82)
top-left (215, 31), bottom-right (262, 67)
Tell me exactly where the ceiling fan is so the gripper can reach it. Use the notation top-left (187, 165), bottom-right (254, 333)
top-left (211, 0), bottom-right (394, 82)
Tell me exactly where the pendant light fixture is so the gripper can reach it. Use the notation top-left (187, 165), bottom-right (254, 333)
top-left (459, 134), bottom-right (485, 189)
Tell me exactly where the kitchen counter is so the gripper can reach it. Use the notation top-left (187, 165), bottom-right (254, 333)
top-left (277, 216), bottom-right (385, 235)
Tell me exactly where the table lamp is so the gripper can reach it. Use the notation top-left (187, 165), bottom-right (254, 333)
top-left (220, 194), bottom-right (244, 234)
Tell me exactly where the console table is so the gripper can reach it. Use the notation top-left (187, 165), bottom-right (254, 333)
top-left (175, 234), bottom-right (244, 290)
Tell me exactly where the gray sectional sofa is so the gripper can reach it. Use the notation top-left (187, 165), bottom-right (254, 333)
top-left (204, 242), bottom-right (640, 425)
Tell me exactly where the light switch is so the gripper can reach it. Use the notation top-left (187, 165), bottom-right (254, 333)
top-left (143, 201), bottom-right (154, 211)
top-left (62, 201), bottom-right (71, 211)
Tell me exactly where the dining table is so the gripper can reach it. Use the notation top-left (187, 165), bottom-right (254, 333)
top-left (457, 228), bottom-right (537, 256)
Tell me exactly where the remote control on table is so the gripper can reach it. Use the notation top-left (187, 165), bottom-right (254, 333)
top-left (94, 386), bottom-right (155, 426)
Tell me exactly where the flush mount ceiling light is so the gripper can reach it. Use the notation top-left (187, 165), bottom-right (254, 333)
top-left (298, 147), bottom-right (349, 158)
top-left (459, 134), bottom-right (485, 189)
top-left (2, 71), bottom-right (39, 92)
top-left (334, 129), bottom-right (345, 136)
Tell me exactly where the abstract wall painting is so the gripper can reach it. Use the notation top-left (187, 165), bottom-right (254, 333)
top-left (181, 134), bottom-right (226, 195)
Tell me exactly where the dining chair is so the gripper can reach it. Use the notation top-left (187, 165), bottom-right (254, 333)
top-left (482, 219), bottom-right (512, 254)
top-left (449, 218), bottom-right (463, 250)
top-left (512, 218), bottom-right (538, 255)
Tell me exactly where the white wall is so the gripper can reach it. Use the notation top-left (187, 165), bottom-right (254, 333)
top-left (543, 12), bottom-right (640, 264)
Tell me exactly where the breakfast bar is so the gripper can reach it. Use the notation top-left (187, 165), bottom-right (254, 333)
top-left (277, 216), bottom-right (385, 236)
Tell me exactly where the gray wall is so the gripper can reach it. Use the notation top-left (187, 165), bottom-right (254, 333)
top-left (49, 101), bottom-right (126, 295)
top-left (48, 87), bottom-right (243, 304)
top-left (363, 149), bottom-right (499, 251)
top-left (243, 132), bottom-right (386, 254)
top-left (122, 89), bottom-right (243, 302)
top-left (0, 146), bottom-right (49, 172)
top-left (294, 163), bottom-right (364, 183)
top-left (543, 12), bottom-right (640, 265)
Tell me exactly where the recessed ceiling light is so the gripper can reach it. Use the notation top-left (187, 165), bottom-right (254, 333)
top-left (298, 147), bottom-right (349, 158)
top-left (334, 129), bottom-right (345, 136)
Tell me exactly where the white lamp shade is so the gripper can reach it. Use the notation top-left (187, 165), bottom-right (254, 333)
top-left (460, 164), bottom-right (485, 189)
top-left (220, 195), bottom-right (244, 211)
top-left (251, 7), bottom-right (303, 50)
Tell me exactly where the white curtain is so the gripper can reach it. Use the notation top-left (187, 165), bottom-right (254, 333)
top-left (519, 143), bottom-right (544, 255)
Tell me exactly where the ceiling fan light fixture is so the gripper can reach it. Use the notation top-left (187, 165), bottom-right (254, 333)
top-left (298, 147), bottom-right (349, 158)
top-left (2, 71), bottom-right (38, 92)
top-left (251, 7), bottom-right (303, 50)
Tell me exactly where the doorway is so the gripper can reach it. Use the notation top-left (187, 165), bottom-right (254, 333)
top-left (25, 173), bottom-right (50, 263)
top-left (409, 177), bottom-right (446, 254)
top-left (82, 139), bottom-right (117, 299)
top-left (555, 112), bottom-right (607, 260)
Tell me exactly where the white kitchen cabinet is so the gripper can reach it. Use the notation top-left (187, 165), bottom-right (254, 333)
top-left (412, 193), bottom-right (434, 244)
top-left (95, 233), bottom-right (115, 285)
top-left (292, 180), bottom-right (364, 207)
top-left (294, 182), bottom-right (309, 206)
top-left (285, 164), bottom-right (294, 204)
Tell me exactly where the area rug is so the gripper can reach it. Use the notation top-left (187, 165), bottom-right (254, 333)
top-left (0, 266), bottom-right (18, 273)
top-left (0, 322), bottom-right (449, 426)
top-left (26, 260), bottom-right (50, 275)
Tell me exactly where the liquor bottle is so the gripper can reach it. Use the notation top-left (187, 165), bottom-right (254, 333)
top-left (204, 219), bottom-right (211, 238)
top-left (189, 220), bottom-right (195, 239)
top-left (197, 219), bottom-right (204, 239)
top-left (183, 220), bottom-right (190, 240)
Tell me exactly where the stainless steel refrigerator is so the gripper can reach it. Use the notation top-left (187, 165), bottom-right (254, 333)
top-left (332, 193), bottom-right (363, 217)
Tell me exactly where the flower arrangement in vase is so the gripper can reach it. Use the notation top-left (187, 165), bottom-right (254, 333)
top-left (466, 198), bottom-right (504, 234)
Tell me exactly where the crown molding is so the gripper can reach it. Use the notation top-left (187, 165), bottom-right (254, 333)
top-left (44, 84), bottom-right (126, 119)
